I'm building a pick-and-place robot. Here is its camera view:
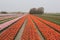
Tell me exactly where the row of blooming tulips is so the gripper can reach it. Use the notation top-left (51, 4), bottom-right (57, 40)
top-left (0, 16), bottom-right (26, 40)
top-left (21, 15), bottom-right (41, 40)
top-left (30, 15), bottom-right (60, 40)
top-left (35, 16), bottom-right (60, 33)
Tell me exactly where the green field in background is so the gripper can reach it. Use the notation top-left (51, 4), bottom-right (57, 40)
top-left (34, 13), bottom-right (60, 25)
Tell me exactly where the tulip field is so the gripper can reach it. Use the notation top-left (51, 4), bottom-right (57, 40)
top-left (0, 14), bottom-right (60, 40)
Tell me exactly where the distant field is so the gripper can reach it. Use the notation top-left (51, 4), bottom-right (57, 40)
top-left (33, 13), bottom-right (60, 25)
top-left (0, 17), bottom-right (17, 24)
top-left (0, 13), bottom-right (24, 24)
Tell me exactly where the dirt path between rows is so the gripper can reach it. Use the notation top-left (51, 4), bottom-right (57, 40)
top-left (32, 20), bottom-right (45, 40)
top-left (15, 19), bottom-right (27, 40)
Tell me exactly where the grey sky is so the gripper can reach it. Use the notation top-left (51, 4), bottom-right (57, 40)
top-left (0, 0), bottom-right (60, 12)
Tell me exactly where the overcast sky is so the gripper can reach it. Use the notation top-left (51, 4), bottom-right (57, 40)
top-left (0, 0), bottom-right (60, 13)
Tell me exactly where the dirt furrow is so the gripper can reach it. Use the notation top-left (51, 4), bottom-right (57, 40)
top-left (15, 19), bottom-right (27, 40)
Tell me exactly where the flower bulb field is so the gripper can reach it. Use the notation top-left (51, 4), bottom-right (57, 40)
top-left (0, 13), bottom-right (60, 40)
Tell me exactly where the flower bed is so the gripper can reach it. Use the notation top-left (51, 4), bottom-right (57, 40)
top-left (31, 15), bottom-right (60, 40)
top-left (0, 16), bottom-right (26, 40)
top-left (21, 15), bottom-right (41, 40)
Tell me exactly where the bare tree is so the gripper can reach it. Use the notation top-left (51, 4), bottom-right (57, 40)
top-left (29, 7), bottom-right (44, 14)
top-left (29, 8), bottom-right (37, 14)
top-left (37, 7), bottom-right (44, 14)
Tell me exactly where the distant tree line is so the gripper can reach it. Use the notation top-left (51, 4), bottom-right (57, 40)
top-left (0, 11), bottom-right (7, 14)
top-left (29, 7), bottom-right (44, 14)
